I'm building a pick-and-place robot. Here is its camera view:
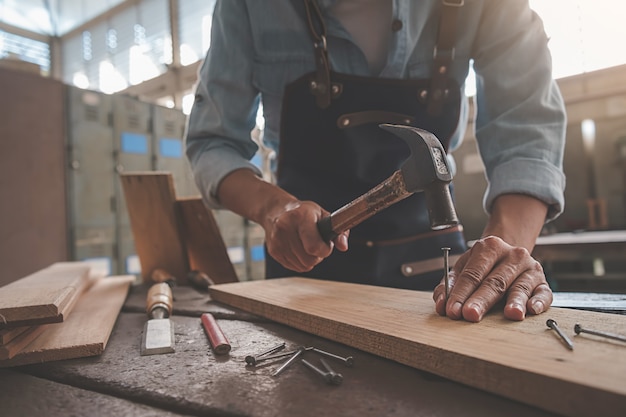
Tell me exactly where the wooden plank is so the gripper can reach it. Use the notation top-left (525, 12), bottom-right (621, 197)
top-left (209, 278), bottom-right (626, 417)
top-left (177, 197), bottom-right (238, 284)
top-left (0, 326), bottom-right (30, 345)
top-left (119, 172), bottom-right (189, 283)
top-left (0, 68), bottom-right (68, 288)
top-left (0, 262), bottom-right (91, 329)
top-left (0, 275), bottom-right (134, 367)
top-left (0, 326), bottom-right (47, 360)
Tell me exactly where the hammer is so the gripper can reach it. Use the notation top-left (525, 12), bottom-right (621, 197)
top-left (317, 124), bottom-right (459, 242)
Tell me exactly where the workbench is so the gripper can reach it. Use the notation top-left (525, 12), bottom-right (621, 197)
top-left (0, 283), bottom-right (575, 417)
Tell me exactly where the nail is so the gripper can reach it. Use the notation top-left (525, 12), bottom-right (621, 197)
top-left (301, 359), bottom-right (343, 385)
top-left (319, 358), bottom-right (344, 385)
top-left (271, 347), bottom-right (305, 377)
top-left (574, 323), bottom-right (626, 343)
top-left (249, 348), bottom-right (306, 366)
top-left (245, 342), bottom-right (286, 365)
top-left (546, 319), bottom-right (574, 350)
top-left (442, 247), bottom-right (450, 302)
top-left (311, 347), bottom-right (354, 367)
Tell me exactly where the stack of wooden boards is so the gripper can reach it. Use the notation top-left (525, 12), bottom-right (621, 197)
top-left (0, 262), bottom-right (134, 367)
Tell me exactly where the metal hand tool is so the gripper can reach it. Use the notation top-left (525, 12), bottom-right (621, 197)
top-left (141, 282), bottom-right (175, 356)
top-left (317, 125), bottom-right (458, 242)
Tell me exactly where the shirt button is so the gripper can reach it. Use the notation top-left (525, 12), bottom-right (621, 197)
top-left (391, 19), bottom-right (403, 32)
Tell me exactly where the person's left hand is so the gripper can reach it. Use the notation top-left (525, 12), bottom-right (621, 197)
top-left (432, 235), bottom-right (553, 322)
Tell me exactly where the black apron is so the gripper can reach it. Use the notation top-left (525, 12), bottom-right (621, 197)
top-left (265, 0), bottom-right (467, 290)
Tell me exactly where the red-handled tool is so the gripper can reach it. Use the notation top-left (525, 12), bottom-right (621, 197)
top-left (201, 313), bottom-right (231, 355)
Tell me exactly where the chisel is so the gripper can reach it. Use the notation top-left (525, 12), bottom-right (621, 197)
top-left (140, 282), bottom-right (175, 356)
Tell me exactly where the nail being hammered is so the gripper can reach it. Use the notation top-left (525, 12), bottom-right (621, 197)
top-left (442, 247), bottom-right (450, 302)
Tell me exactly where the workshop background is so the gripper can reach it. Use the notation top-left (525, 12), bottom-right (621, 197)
top-left (1, 0), bottom-right (625, 292)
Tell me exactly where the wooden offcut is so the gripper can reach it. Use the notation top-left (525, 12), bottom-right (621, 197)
top-left (119, 172), bottom-right (189, 283)
top-left (0, 262), bottom-right (92, 329)
top-left (177, 197), bottom-right (238, 284)
top-left (209, 278), bottom-right (626, 417)
top-left (0, 326), bottom-right (47, 360)
top-left (0, 275), bottom-right (134, 367)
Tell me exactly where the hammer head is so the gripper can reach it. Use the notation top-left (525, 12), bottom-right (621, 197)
top-left (379, 124), bottom-right (459, 230)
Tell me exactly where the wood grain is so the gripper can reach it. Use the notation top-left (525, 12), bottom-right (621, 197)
top-left (119, 172), bottom-right (189, 283)
top-left (209, 277), bottom-right (626, 417)
top-left (0, 262), bottom-right (91, 329)
top-left (0, 275), bottom-right (134, 367)
top-left (177, 197), bottom-right (238, 284)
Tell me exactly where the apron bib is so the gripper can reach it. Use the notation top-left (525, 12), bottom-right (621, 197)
top-left (265, 0), bottom-right (468, 290)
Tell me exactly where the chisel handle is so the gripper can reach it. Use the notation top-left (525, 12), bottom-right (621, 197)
top-left (317, 170), bottom-right (411, 242)
top-left (146, 282), bottom-right (173, 319)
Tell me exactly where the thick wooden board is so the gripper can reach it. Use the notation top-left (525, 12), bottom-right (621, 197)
top-left (0, 275), bottom-right (134, 367)
top-left (0, 262), bottom-right (91, 329)
top-left (209, 278), bottom-right (626, 417)
top-left (119, 172), bottom-right (189, 283)
top-left (177, 197), bottom-right (238, 284)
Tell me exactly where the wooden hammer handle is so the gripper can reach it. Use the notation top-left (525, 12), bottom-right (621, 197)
top-left (317, 170), bottom-right (411, 242)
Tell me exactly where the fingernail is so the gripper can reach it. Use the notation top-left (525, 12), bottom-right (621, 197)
top-left (435, 293), bottom-right (444, 305)
top-left (531, 300), bottom-right (544, 314)
top-left (467, 303), bottom-right (483, 317)
top-left (507, 302), bottom-right (524, 314)
top-left (451, 302), bottom-right (462, 317)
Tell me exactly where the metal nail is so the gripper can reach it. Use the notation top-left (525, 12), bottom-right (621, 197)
top-left (546, 319), bottom-right (574, 351)
top-left (574, 323), bottom-right (626, 343)
top-left (301, 359), bottom-right (343, 385)
top-left (271, 347), bottom-right (305, 377)
top-left (442, 247), bottom-right (450, 302)
top-left (245, 342), bottom-right (286, 365)
top-left (311, 347), bottom-right (354, 367)
top-left (248, 348), bottom-right (304, 366)
top-left (319, 358), bottom-right (343, 385)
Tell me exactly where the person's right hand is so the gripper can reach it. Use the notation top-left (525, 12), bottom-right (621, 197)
top-left (263, 200), bottom-right (349, 272)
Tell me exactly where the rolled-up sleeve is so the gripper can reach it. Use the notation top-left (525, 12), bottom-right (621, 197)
top-left (472, 0), bottom-right (567, 221)
top-left (185, 0), bottom-right (262, 209)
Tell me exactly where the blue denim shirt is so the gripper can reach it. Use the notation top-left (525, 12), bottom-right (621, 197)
top-left (186, 0), bottom-right (566, 220)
